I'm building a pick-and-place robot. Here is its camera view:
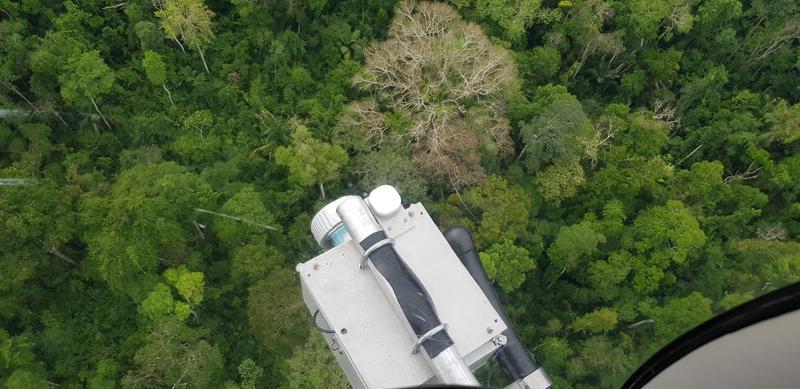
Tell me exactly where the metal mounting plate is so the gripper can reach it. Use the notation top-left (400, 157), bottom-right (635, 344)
top-left (297, 203), bottom-right (507, 388)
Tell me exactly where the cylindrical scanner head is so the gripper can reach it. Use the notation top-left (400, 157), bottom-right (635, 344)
top-left (336, 196), bottom-right (383, 244)
top-left (310, 196), bottom-right (350, 248)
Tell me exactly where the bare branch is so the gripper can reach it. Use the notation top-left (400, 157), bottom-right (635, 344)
top-left (352, 1), bottom-right (516, 188)
top-left (626, 319), bottom-right (655, 329)
top-left (723, 163), bottom-right (762, 184)
top-left (102, 2), bottom-right (127, 10)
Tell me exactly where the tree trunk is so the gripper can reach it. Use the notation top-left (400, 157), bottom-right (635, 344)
top-left (4, 81), bottom-right (39, 112)
top-left (89, 96), bottom-right (112, 130)
top-left (734, 15), bottom-right (767, 58)
top-left (189, 31), bottom-right (209, 73)
top-left (49, 246), bottom-right (77, 266)
top-left (162, 83), bottom-right (174, 105)
top-left (546, 267), bottom-right (567, 289)
top-left (626, 319), bottom-right (655, 329)
top-left (318, 182), bottom-right (326, 199)
top-left (172, 37), bottom-right (186, 53)
top-left (197, 45), bottom-right (209, 73)
top-left (515, 143), bottom-right (528, 162)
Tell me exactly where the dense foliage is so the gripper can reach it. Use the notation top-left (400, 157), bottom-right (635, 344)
top-left (1, 0), bottom-right (799, 387)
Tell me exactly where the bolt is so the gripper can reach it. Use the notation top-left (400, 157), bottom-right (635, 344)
top-left (486, 327), bottom-right (494, 334)
top-left (313, 264), bottom-right (319, 270)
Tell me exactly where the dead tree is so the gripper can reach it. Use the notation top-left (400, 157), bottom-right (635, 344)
top-left (353, 1), bottom-right (517, 189)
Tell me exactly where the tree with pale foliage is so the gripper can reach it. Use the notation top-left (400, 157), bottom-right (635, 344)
top-left (352, 0), bottom-right (518, 188)
top-left (125, 318), bottom-right (223, 387)
top-left (156, 0), bottom-right (215, 73)
top-left (464, 0), bottom-right (560, 44)
top-left (534, 159), bottom-right (586, 204)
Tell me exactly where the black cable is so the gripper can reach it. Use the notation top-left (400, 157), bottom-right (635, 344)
top-left (444, 227), bottom-right (542, 383)
top-left (313, 309), bottom-right (335, 334)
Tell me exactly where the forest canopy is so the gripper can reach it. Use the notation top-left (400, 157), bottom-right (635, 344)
top-left (1, 0), bottom-right (799, 388)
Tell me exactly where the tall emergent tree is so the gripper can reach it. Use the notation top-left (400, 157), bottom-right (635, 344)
top-left (156, 0), bottom-right (215, 73)
top-left (348, 0), bottom-right (519, 189)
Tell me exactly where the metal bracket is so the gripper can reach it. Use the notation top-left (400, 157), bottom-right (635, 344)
top-left (359, 238), bottom-right (395, 269)
top-left (412, 322), bottom-right (449, 354)
top-left (491, 334), bottom-right (508, 347)
top-left (504, 367), bottom-right (552, 389)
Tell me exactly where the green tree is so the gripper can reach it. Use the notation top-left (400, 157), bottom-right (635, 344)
top-left (571, 308), bottom-right (618, 334)
top-left (516, 46), bottom-right (562, 89)
top-left (519, 95), bottom-right (593, 172)
top-left (354, 146), bottom-right (429, 201)
top-left (80, 162), bottom-right (215, 298)
top-left (231, 242), bottom-right (284, 284)
top-left (275, 123), bottom-right (348, 199)
top-left (460, 175), bottom-right (531, 248)
top-left (625, 200), bottom-right (706, 265)
top-left (126, 319), bottom-right (223, 387)
top-left (642, 48), bottom-right (683, 85)
top-left (480, 239), bottom-right (536, 292)
top-left (283, 330), bottom-right (348, 389)
top-left (0, 330), bottom-right (46, 386)
top-left (468, 0), bottom-right (558, 44)
top-left (719, 292), bottom-right (752, 311)
top-left (156, 0), bottom-right (215, 73)
top-left (534, 158), bottom-right (586, 205)
top-left (247, 269), bottom-right (309, 355)
top-left (4, 369), bottom-right (49, 389)
top-left (642, 292), bottom-right (712, 351)
top-left (587, 251), bottom-right (633, 301)
top-left (762, 100), bottom-right (800, 145)
top-left (561, 0), bottom-right (624, 79)
top-left (212, 185), bottom-right (280, 249)
top-left (134, 21), bottom-right (165, 52)
top-left (59, 50), bottom-right (115, 129)
top-left (696, 0), bottom-right (742, 33)
top-left (547, 222), bottom-right (606, 275)
top-left (164, 265), bottom-right (205, 309)
top-left (237, 358), bottom-right (263, 389)
top-left (142, 51), bottom-right (173, 105)
top-left (0, 183), bottom-right (76, 317)
top-left (139, 283), bottom-right (190, 321)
